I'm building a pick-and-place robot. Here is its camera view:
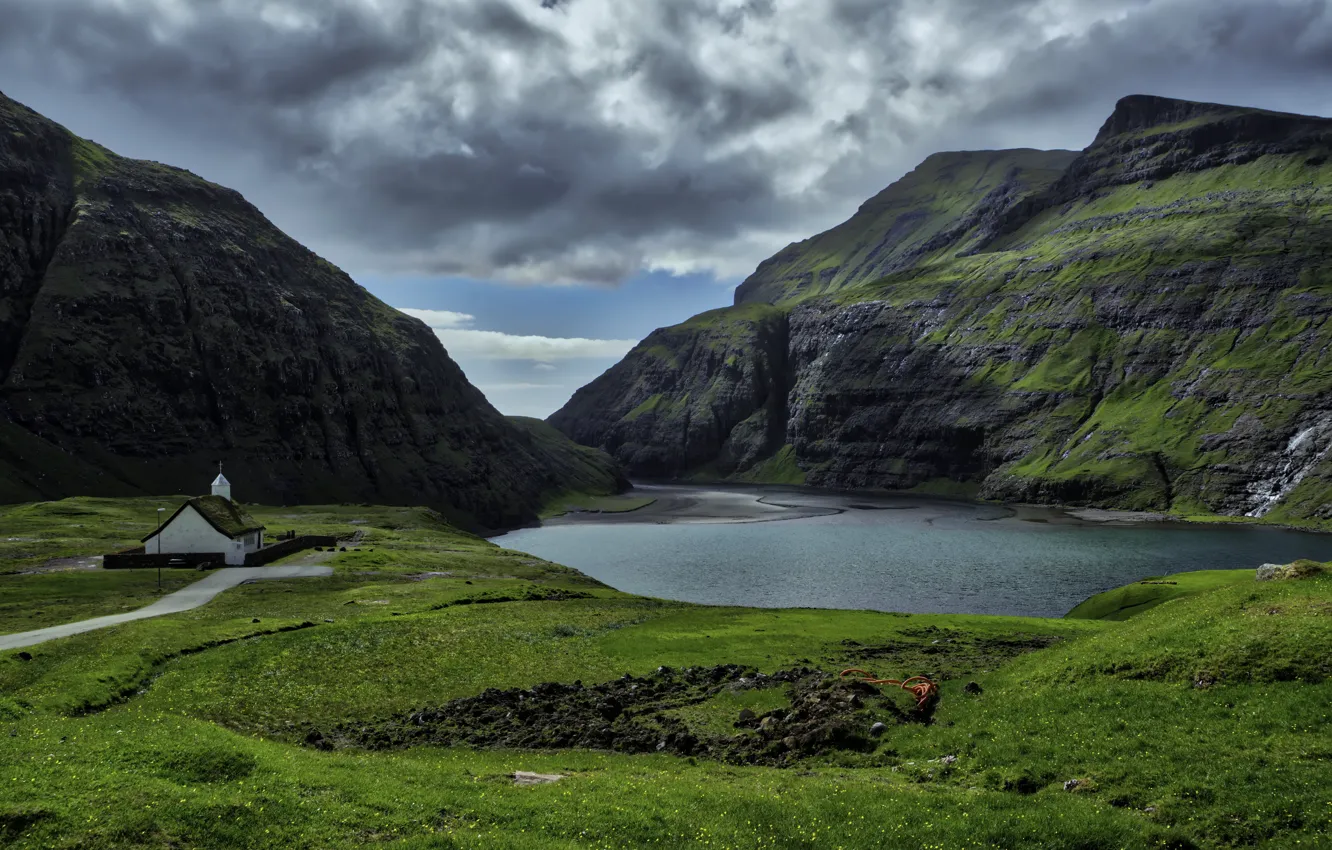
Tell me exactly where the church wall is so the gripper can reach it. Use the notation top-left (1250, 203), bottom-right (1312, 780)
top-left (144, 505), bottom-right (247, 564)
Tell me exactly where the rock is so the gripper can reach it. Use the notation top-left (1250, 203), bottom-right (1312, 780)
top-left (737, 708), bottom-right (756, 723)
top-left (513, 771), bottom-right (564, 786)
top-left (16, 652), bottom-right (32, 662)
top-left (251, 618), bottom-right (260, 624)
top-left (1064, 779), bottom-right (1083, 791)
top-left (869, 722), bottom-right (888, 737)
top-left (1257, 560), bottom-right (1325, 581)
top-left (963, 681), bottom-right (983, 695)
top-left (1256, 563), bottom-right (1286, 581)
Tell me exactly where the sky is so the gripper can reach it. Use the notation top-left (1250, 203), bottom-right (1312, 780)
top-left (5, 0), bottom-right (1332, 416)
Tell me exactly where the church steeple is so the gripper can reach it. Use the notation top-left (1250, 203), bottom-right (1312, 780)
top-left (211, 462), bottom-right (232, 501)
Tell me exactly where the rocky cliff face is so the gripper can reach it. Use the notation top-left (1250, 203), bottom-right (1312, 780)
top-left (0, 92), bottom-right (623, 530)
top-left (552, 95), bottom-right (1332, 521)
top-left (549, 304), bottom-right (790, 478)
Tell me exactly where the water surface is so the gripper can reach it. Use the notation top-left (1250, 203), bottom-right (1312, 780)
top-left (497, 487), bottom-right (1332, 617)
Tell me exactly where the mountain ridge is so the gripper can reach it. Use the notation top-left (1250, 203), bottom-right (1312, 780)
top-left (0, 90), bottom-right (625, 530)
top-left (551, 93), bottom-right (1332, 522)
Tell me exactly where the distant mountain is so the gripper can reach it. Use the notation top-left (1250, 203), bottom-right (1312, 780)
top-left (551, 95), bottom-right (1332, 521)
top-left (0, 91), bottom-right (624, 530)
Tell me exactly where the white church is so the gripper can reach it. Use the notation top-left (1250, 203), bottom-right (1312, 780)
top-left (142, 469), bottom-right (266, 566)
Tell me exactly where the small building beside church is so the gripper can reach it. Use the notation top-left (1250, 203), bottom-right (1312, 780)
top-left (141, 471), bottom-right (266, 566)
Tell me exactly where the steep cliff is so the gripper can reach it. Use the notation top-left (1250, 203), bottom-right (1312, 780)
top-left (0, 92), bottom-right (623, 530)
top-left (552, 95), bottom-right (1332, 521)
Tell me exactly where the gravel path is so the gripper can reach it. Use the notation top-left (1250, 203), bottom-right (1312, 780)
top-left (0, 566), bottom-right (334, 651)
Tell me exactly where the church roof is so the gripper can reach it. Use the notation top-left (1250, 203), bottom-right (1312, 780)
top-left (212, 473), bottom-right (230, 486)
top-left (141, 495), bottom-right (265, 542)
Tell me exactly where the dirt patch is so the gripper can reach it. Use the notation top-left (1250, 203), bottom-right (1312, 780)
top-left (19, 556), bottom-right (102, 574)
top-left (839, 626), bottom-right (1062, 678)
top-left (305, 665), bottom-right (930, 765)
top-left (430, 587), bottom-right (595, 609)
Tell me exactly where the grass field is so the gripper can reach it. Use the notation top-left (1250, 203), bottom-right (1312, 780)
top-left (1, 498), bottom-right (1329, 849)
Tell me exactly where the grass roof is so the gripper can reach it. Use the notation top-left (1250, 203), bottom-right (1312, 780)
top-left (189, 495), bottom-right (264, 538)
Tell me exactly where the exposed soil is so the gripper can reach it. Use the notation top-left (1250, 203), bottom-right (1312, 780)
top-left (837, 626), bottom-right (1063, 677)
top-left (304, 665), bottom-right (932, 765)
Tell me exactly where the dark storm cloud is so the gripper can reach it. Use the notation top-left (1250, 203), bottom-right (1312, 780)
top-left (3, 0), bottom-right (1332, 284)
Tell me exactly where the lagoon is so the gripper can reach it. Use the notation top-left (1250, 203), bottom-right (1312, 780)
top-left (497, 486), bottom-right (1332, 617)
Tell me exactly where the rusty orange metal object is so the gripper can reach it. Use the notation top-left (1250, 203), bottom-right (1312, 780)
top-left (839, 668), bottom-right (939, 711)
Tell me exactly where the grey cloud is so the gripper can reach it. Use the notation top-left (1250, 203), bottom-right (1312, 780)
top-left (4, 0), bottom-right (1332, 285)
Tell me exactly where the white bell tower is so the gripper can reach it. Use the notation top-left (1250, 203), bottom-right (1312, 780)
top-left (211, 462), bottom-right (232, 501)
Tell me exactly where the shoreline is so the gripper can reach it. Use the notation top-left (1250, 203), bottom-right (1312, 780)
top-left (504, 481), bottom-right (1332, 536)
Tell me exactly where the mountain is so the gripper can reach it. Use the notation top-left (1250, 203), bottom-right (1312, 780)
top-left (0, 91), bottom-right (624, 531)
top-left (550, 95), bottom-right (1332, 521)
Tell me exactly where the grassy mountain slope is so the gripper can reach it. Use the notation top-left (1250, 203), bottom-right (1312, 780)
top-left (1, 501), bottom-right (1328, 848)
top-left (0, 91), bottom-right (622, 530)
top-left (734, 148), bottom-right (1078, 305)
top-left (552, 95), bottom-right (1332, 520)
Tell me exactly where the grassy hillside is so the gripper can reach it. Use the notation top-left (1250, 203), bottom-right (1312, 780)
top-left (507, 416), bottom-right (630, 516)
top-left (1066, 569), bottom-right (1258, 620)
top-left (1, 498), bottom-right (1329, 848)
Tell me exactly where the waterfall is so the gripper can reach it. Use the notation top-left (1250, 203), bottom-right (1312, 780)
top-left (1245, 421), bottom-right (1331, 517)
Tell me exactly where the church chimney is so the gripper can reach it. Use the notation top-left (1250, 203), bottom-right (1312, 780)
top-left (212, 462), bottom-right (232, 501)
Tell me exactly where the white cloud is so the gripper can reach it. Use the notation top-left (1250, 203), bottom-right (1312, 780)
top-left (397, 306), bottom-right (638, 360)
top-left (432, 328), bottom-right (638, 360)
top-left (477, 382), bottom-right (564, 391)
top-left (397, 308), bottom-right (476, 329)
top-left (533, 362), bottom-right (557, 372)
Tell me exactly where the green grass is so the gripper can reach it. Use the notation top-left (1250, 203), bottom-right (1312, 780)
top-left (0, 569), bottom-right (199, 634)
top-left (1, 498), bottom-right (1330, 848)
top-left (538, 493), bottom-right (657, 519)
top-left (1065, 569), bottom-right (1258, 620)
top-left (731, 445), bottom-right (806, 485)
top-left (621, 393), bottom-right (665, 422)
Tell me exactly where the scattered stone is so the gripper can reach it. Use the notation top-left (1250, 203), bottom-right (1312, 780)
top-left (252, 618), bottom-right (261, 624)
top-left (738, 709), bottom-right (756, 723)
top-left (1064, 779), bottom-right (1083, 791)
top-left (513, 771), bottom-right (564, 786)
top-left (941, 754), bottom-right (957, 766)
top-left (869, 722), bottom-right (888, 737)
top-left (963, 681), bottom-right (983, 695)
top-left (17, 652), bottom-right (32, 662)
